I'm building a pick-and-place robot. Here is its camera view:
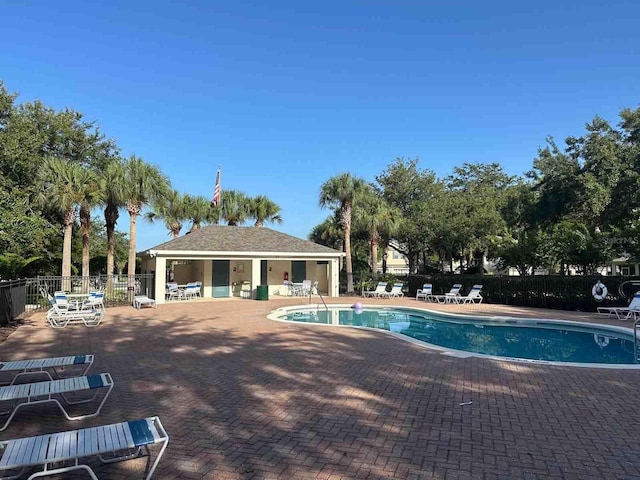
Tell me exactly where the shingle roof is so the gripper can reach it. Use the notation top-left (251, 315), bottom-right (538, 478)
top-left (144, 226), bottom-right (342, 255)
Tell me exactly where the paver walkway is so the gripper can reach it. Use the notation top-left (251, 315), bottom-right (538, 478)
top-left (1, 297), bottom-right (640, 479)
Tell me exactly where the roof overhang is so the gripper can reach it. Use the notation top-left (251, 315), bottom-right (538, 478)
top-left (142, 249), bottom-right (344, 260)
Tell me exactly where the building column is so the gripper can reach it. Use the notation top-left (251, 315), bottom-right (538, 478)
top-left (154, 257), bottom-right (167, 304)
top-left (328, 259), bottom-right (340, 297)
top-left (250, 258), bottom-right (262, 299)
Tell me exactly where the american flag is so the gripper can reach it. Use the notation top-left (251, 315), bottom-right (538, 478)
top-left (212, 168), bottom-right (221, 207)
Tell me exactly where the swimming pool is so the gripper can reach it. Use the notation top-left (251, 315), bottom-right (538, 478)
top-left (270, 306), bottom-right (638, 367)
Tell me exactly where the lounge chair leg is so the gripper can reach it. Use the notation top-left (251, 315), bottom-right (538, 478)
top-left (99, 446), bottom-right (142, 463)
top-left (27, 463), bottom-right (99, 480)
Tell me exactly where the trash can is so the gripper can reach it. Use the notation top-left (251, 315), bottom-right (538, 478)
top-left (256, 285), bottom-right (269, 301)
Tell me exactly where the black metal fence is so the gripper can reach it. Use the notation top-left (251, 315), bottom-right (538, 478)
top-left (0, 279), bottom-right (27, 327)
top-left (21, 274), bottom-right (156, 313)
top-left (404, 274), bottom-right (640, 312)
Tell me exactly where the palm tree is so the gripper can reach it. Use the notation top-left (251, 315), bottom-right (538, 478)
top-left (121, 156), bottom-right (170, 290)
top-left (184, 194), bottom-right (217, 231)
top-left (147, 189), bottom-right (187, 239)
top-left (99, 158), bottom-right (125, 289)
top-left (319, 172), bottom-right (366, 293)
top-left (249, 195), bottom-right (282, 227)
top-left (221, 190), bottom-right (250, 226)
top-left (77, 168), bottom-right (101, 289)
top-left (354, 186), bottom-right (401, 279)
top-left (36, 158), bottom-right (86, 288)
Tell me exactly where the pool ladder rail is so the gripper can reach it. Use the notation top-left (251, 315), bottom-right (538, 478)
top-left (307, 282), bottom-right (328, 311)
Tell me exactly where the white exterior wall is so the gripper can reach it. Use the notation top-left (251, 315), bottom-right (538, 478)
top-left (328, 259), bottom-right (339, 297)
top-left (153, 257), bottom-right (166, 304)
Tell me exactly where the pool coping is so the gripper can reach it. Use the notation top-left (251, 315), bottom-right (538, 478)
top-left (267, 303), bottom-right (640, 369)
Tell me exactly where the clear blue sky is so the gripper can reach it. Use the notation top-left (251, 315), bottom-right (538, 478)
top-left (2, 1), bottom-right (639, 250)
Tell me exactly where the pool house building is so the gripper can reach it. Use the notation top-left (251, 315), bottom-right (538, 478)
top-left (139, 226), bottom-right (344, 303)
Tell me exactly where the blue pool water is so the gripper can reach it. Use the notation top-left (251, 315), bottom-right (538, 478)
top-left (281, 308), bottom-right (636, 365)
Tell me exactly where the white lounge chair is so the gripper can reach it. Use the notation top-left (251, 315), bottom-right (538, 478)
top-left (46, 302), bottom-right (104, 328)
top-left (82, 291), bottom-right (105, 311)
top-left (0, 354), bottom-right (93, 386)
top-left (0, 416), bottom-right (168, 480)
top-left (597, 292), bottom-right (640, 320)
top-left (0, 373), bottom-right (114, 431)
top-left (363, 282), bottom-right (387, 298)
top-left (432, 284), bottom-right (463, 304)
top-left (459, 285), bottom-right (483, 304)
top-left (133, 295), bottom-right (157, 309)
top-left (380, 283), bottom-right (404, 299)
top-left (416, 284), bottom-right (433, 302)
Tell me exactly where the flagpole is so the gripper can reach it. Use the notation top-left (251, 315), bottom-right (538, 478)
top-left (217, 164), bottom-right (222, 225)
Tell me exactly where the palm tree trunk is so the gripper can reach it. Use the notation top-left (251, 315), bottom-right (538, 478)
top-left (80, 206), bottom-right (91, 292)
top-left (62, 208), bottom-right (74, 291)
top-left (371, 237), bottom-right (379, 280)
top-left (128, 209), bottom-right (139, 301)
top-left (105, 205), bottom-right (119, 295)
top-left (344, 222), bottom-right (354, 293)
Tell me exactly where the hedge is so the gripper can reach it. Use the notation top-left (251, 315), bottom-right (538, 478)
top-left (403, 274), bottom-right (640, 312)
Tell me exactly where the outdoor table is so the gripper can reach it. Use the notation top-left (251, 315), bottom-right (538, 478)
top-left (66, 293), bottom-right (91, 310)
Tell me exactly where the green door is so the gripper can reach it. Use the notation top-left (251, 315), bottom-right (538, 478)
top-left (211, 260), bottom-right (230, 297)
top-left (291, 261), bottom-right (306, 283)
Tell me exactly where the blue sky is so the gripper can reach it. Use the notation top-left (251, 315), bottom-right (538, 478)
top-left (2, 0), bottom-right (639, 250)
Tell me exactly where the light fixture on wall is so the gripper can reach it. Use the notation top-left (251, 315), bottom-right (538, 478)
top-left (233, 267), bottom-right (237, 272)
top-left (269, 266), bottom-right (272, 271)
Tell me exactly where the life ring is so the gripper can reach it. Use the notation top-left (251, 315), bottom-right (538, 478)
top-left (592, 281), bottom-right (608, 302)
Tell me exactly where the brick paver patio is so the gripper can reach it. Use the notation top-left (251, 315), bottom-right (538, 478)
top-left (2, 297), bottom-right (640, 479)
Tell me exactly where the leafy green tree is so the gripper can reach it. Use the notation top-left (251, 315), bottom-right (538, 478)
top-left (221, 190), bottom-right (251, 226)
top-left (354, 185), bottom-right (401, 278)
top-left (147, 189), bottom-right (187, 238)
top-left (99, 158), bottom-right (125, 283)
top-left (376, 158), bottom-right (441, 273)
top-left (122, 155), bottom-right (170, 281)
top-left (309, 214), bottom-right (344, 251)
top-left (446, 162), bottom-right (516, 274)
top-left (0, 189), bottom-right (56, 260)
top-left (319, 172), bottom-right (366, 293)
top-left (77, 168), bottom-right (100, 282)
top-left (249, 195), bottom-right (282, 227)
top-left (36, 158), bottom-right (87, 284)
top-left (0, 253), bottom-right (41, 280)
top-left (184, 194), bottom-right (217, 231)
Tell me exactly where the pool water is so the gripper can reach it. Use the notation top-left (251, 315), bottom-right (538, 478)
top-left (282, 308), bottom-right (637, 365)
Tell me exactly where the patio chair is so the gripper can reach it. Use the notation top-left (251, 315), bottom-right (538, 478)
top-left (133, 295), bottom-right (157, 309)
top-left (166, 283), bottom-right (179, 301)
top-left (195, 281), bottom-right (203, 297)
top-left (47, 302), bottom-right (104, 328)
top-left (182, 283), bottom-right (200, 300)
top-left (82, 291), bottom-right (105, 311)
top-left (0, 354), bottom-right (93, 386)
top-left (459, 285), bottom-right (483, 304)
top-left (416, 284), bottom-right (433, 302)
top-left (432, 284), bottom-right (463, 304)
top-left (0, 373), bottom-right (114, 431)
top-left (363, 282), bottom-right (387, 298)
top-left (597, 292), bottom-right (640, 320)
top-left (379, 283), bottom-right (404, 299)
top-left (0, 416), bottom-right (168, 480)
top-left (301, 280), bottom-right (312, 296)
top-left (53, 291), bottom-right (71, 310)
